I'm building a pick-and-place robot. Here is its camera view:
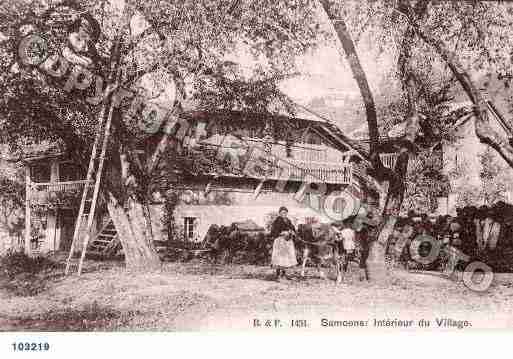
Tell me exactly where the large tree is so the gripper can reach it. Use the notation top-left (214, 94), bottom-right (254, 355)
top-left (317, 0), bottom-right (453, 272)
top-left (0, 160), bottom-right (24, 247)
top-left (317, 0), bottom-right (513, 274)
top-left (0, 0), bottom-right (322, 270)
top-left (395, 0), bottom-right (513, 169)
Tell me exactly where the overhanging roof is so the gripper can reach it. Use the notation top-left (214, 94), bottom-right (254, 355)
top-left (183, 107), bottom-right (367, 160)
top-left (6, 143), bottom-right (65, 163)
top-left (13, 107), bottom-right (364, 165)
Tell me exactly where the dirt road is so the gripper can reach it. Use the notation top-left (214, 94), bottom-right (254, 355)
top-left (2, 261), bottom-right (513, 330)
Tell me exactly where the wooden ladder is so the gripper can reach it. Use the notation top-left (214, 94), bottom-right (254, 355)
top-left (64, 95), bottom-right (115, 275)
top-left (65, 41), bottom-right (122, 276)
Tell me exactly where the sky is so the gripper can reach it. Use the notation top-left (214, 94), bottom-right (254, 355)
top-left (281, 45), bottom-right (362, 104)
top-left (280, 42), bottom-right (395, 106)
top-left (222, 2), bottom-right (398, 134)
top-left (262, 3), bottom-right (396, 108)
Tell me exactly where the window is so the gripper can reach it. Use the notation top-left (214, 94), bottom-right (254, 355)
top-left (332, 196), bottom-right (345, 216)
top-left (302, 132), bottom-right (322, 145)
top-left (59, 163), bottom-right (85, 182)
top-left (31, 164), bottom-right (51, 183)
top-left (304, 216), bottom-right (319, 225)
top-left (184, 217), bottom-right (198, 240)
top-left (248, 125), bottom-right (263, 139)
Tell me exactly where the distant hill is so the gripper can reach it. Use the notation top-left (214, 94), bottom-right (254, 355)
top-left (305, 95), bottom-right (366, 135)
top-left (451, 73), bottom-right (513, 127)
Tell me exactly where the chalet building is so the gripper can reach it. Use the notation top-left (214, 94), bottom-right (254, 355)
top-left (16, 108), bottom-right (398, 256)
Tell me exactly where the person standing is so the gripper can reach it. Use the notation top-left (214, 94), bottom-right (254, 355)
top-left (475, 206), bottom-right (488, 255)
top-left (352, 216), bottom-right (372, 281)
top-left (448, 217), bottom-right (463, 249)
top-left (270, 207), bottom-right (297, 280)
top-left (340, 216), bottom-right (356, 254)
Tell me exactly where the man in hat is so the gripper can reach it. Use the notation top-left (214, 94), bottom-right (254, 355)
top-left (352, 215), bottom-right (373, 281)
top-left (394, 217), bottom-right (416, 269)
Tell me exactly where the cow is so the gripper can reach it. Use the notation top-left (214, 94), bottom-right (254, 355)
top-left (296, 223), bottom-right (345, 283)
top-left (296, 217), bottom-right (372, 283)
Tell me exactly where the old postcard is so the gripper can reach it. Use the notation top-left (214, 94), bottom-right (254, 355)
top-left (2, 1), bottom-right (513, 352)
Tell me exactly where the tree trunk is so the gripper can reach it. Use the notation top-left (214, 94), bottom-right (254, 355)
top-left (319, 1), bottom-right (412, 279)
top-left (318, 0), bottom-right (379, 151)
top-left (93, 29), bottom-right (162, 272)
top-left (368, 1), bottom-right (426, 276)
top-left (368, 151), bottom-right (409, 279)
top-left (107, 193), bottom-right (161, 271)
top-left (101, 90), bottom-right (183, 272)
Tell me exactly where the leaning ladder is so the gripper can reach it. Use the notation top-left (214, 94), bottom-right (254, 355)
top-left (65, 44), bottom-right (122, 276)
top-left (64, 91), bottom-right (116, 276)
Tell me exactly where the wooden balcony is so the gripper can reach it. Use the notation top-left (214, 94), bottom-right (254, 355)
top-left (185, 136), bottom-right (354, 184)
top-left (261, 159), bottom-right (352, 184)
top-left (226, 147), bottom-right (353, 185)
top-left (380, 153), bottom-right (398, 170)
top-left (379, 153), bottom-right (419, 173)
top-left (29, 180), bottom-right (89, 205)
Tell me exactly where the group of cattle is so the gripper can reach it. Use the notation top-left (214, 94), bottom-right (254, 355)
top-left (203, 219), bottom-right (372, 283)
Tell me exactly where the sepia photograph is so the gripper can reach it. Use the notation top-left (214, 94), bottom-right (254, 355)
top-left (1, 0), bottom-right (513, 344)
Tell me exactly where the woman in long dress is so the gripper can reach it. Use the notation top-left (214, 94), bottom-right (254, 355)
top-left (270, 206), bottom-right (297, 280)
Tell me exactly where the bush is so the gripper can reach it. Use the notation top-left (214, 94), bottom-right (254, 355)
top-left (0, 250), bottom-right (61, 296)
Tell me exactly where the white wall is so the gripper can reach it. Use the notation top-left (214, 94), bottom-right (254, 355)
top-left (153, 187), bottom-right (362, 242)
top-left (444, 117), bottom-right (482, 186)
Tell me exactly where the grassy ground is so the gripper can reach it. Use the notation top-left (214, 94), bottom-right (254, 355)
top-left (2, 258), bottom-right (513, 331)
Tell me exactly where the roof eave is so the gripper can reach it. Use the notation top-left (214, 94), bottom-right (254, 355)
top-left (8, 152), bottom-right (66, 163)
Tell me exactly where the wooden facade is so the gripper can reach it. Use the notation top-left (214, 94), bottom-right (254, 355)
top-left (19, 111), bottom-right (377, 254)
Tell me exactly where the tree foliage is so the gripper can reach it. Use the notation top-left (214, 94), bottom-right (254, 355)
top-left (0, 0), bottom-right (325, 210)
top-left (403, 149), bottom-right (449, 213)
top-left (479, 147), bottom-right (513, 205)
top-left (0, 161), bottom-right (25, 240)
top-left (0, 0), bottom-right (325, 268)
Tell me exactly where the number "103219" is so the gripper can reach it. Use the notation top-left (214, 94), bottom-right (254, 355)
top-left (12, 342), bottom-right (50, 351)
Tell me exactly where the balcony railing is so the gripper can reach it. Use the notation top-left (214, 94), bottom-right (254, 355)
top-left (31, 180), bottom-right (89, 193)
top-left (380, 153), bottom-right (421, 173)
top-left (29, 180), bottom-right (89, 204)
top-left (262, 160), bottom-right (352, 184)
top-left (380, 153), bottom-right (398, 170)
top-left (184, 141), bottom-right (354, 185)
